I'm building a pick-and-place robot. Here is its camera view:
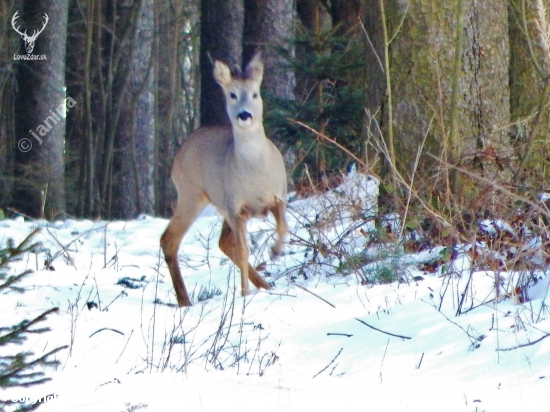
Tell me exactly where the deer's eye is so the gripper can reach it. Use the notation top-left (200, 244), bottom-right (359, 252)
top-left (252, 93), bottom-right (258, 99)
top-left (230, 92), bottom-right (237, 99)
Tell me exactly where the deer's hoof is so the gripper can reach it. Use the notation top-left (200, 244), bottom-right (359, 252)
top-left (270, 246), bottom-right (284, 260)
top-left (177, 297), bottom-right (193, 307)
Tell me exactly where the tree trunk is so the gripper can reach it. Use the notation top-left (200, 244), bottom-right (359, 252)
top-left (509, 0), bottom-right (550, 182)
top-left (362, 0), bottom-right (385, 122)
top-left (0, 3), bottom-right (21, 210)
top-left (132, 0), bottom-right (155, 216)
top-left (155, 1), bottom-right (200, 217)
top-left (387, 0), bottom-right (510, 201)
top-left (13, 0), bottom-right (68, 218)
top-left (243, 0), bottom-right (296, 102)
top-left (200, 0), bottom-right (244, 126)
top-left (296, 0), bottom-right (331, 33)
top-left (65, 0), bottom-right (89, 216)
top-left (331, 0), bottom-right (364, 31)
top-left (155, 0), bottom-right (180, 217)
top-left (110, 0), bottom-right (155, 219)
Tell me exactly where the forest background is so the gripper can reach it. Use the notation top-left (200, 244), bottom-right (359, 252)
top-left (0, 0), bottom-right (549, 238)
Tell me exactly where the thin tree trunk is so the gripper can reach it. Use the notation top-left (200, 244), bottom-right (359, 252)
top-left (155, 0), bottom-right (182, 217)
top-left (111, 0), bottom-right (155, 219)
top-left (65, 0), bottom-right (90, 216)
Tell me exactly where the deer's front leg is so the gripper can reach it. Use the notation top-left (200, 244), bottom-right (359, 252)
top-left (235, 215), bottom-right (251, 296)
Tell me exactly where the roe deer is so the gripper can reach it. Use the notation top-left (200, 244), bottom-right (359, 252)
top-left (160, 53), bottom-right (288, 307)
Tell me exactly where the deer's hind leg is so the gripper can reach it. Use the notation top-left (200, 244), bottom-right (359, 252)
top-left (219, 219), bottom-right (271, 296)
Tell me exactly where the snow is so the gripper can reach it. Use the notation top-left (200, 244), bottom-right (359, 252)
top-left (2, 173), bottom-right (550, 412)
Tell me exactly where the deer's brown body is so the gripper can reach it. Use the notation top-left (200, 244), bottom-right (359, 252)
top-left (161, 53), bottom-right (288, 306)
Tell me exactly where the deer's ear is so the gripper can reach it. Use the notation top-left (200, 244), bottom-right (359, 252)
top-left (213, 60), bottom-right (232, 88)
top-left (245, 53), bottom-right (263, 85)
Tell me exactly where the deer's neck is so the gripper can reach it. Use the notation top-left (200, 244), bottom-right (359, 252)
top-left (232, 125), bottom-right (270, 159)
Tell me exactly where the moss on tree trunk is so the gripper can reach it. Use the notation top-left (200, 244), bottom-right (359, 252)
top-left (385, 0), bottom-right (510, 202)
top-left (509, 0), bottom-right (550, 181)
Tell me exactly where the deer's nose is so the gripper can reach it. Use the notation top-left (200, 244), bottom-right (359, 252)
top-left (237, 111), bottom-right (252, 121)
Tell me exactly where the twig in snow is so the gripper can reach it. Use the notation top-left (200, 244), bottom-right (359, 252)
top-left (267, 291), bottom-right (297, 298)
top-left (313, 348), bottom-right (343, 378)
top-left (456, 268), bottom-right (475, 316)
top-left (44, 224), bottom-right (107, 269)
top-left (45, 227), bottom-right (77, 269)
top-left (102, 291), bottom-right (127, 311)
top-left (425, 300), bottom-right (485, 349)
top-left (291, 282), bottom-right (336, 308)
top-left (116, 329), bottom-right (134, 364)
top-left (327, 333), bottom-right (353, 337)
top-left (89, 328), bottom-right (124, 338)
top-left (416, 352), bottom-right (424, 369)
top-left (497, 332), bottom-right (550, 351)
top-left (379, 338), bottom-right (389, 384)
top-left (354, 318), bottom-right (412, 340)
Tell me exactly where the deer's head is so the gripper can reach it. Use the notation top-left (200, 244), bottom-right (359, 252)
top-left (12, 11), bottom-right (49, 54)
top-left (214, 53), bottom-right (264, 130)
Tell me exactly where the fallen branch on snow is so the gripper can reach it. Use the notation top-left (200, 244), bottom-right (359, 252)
top-left (497, 332), bottom-right (550, 351)
top-left (354, 318), bottom-right (412, 340)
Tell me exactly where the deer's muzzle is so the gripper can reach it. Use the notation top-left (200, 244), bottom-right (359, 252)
top-left (236, 111), bottom-right (253, 126)
top-left (237, 111), bottom-right (252, 121)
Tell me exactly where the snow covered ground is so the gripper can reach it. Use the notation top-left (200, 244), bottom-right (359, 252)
top-left (2, 173), bottom-right (550, 412)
